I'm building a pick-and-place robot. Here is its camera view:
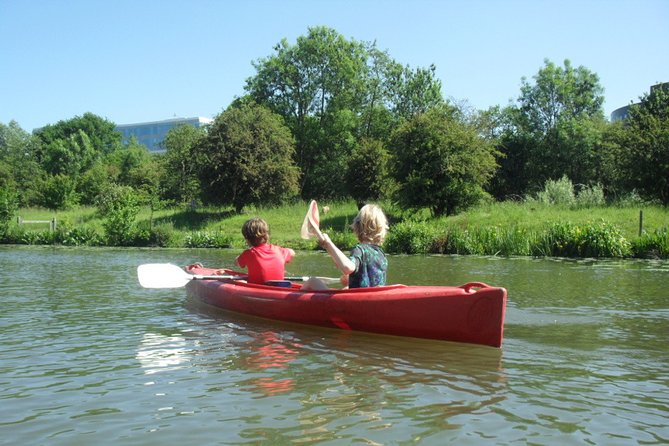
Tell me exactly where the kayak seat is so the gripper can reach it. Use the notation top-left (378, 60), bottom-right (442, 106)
top-left (265, 280), bottom-right (293, 288)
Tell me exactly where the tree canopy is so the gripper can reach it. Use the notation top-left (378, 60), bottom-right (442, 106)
top-left (198, 103), bottom-right (299, 212)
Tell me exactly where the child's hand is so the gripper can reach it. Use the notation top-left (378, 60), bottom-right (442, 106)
top-left (340, 274), bottom-right (349, 287)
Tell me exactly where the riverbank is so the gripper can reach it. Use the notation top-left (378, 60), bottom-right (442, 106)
top-left (4, 201), bottom-right (668, 259)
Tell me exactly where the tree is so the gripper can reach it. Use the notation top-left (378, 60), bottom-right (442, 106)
top-left (245, 27), bottom-right (444, 199)
top-left (161, 124), bottom-right (206, 204)
top-left (619, 84), bottom-right (669, 204)
top-left (345, 138), bottom-right (391, 207)
top-left (0, 185), bottom-right (18, 237)
top-left (0, 121), bottom-right (44, 206)
top-left (34, 112), bottom-right (121, 156)
top-left (499, 59), bottom-right (606, 195)
top-left (198, 103), bottom-right (299, 212)
top-left (96, 184), bottom-right (140, 246)
top-left (390, 107), bottom-right (499, 216)
top-left (40, 174), bottom-right (78, 211)
top-left (41, 129), bottom-right (96, 176)
top-left (245, 26), bottom-right (368, 198)
top-left (387, 63), bottom-right (444, 121)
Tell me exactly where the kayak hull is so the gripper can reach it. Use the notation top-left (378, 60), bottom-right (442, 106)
top-left (185, 265), bottom-right (507, 348)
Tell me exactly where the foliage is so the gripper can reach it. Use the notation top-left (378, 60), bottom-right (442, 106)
top-left (536, 175), bottom-right (575, 206)
top-left (39, 174), bottom-right (78, 211)
top-left (198, 102), bottom-right (299, 212)
top-left (0, 121), bottom-right (43, 206)
top-left (33, 112), bottom-right (121, 155)
top-left (532, 221), bottom-right (631, 258)
top-left (76, 162), bottom-right (113, 205)
top-left (41, 129), bottom-right (97, 177)
top-left (390, 106), bottom-right (499, 216)
top-left (575, 183), bottom-right (605, 208)
top-left (617, 83), bottom-right (669, 205)
top-left (532, 176), bottom-right (604, 208)
top-left (496, 59), bottom-right (608, 197)
top-left (0, 185), bottom-right (18, 236)
top-left (384, 221), bottom-right (437, 254)
top-left (96, 184), bottom-right (140, 245)
top-left (345, 138), bottom-right (391, 207)
top-left (184, 231), bottom-right (233, 248)
top-left (161, 124), bottom-right (205, 204)
top-left (631, 228), bottom-right (669, 259)
top-left (245, 26), bottom-right (444, 198)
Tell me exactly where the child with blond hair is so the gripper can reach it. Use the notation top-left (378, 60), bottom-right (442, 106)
top-left (309, 204), bottom-right (388, 289)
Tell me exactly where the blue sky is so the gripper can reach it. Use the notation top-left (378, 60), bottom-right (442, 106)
top-left (1, 0), bottom-right (667, 131)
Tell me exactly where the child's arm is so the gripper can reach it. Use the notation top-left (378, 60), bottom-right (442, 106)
top-left (318, 233), bottom-right (356, 275)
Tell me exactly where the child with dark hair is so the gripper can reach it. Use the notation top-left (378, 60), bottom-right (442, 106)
top-left (235, 218), bottom-right (295, 284)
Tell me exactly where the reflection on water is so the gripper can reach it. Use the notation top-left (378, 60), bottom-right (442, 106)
top-left (1, 246), bottom-right (668, 445)
top-left (242, 331), bottom-right (301, 395)
top-left (136, 333), bottom-right (189, 375)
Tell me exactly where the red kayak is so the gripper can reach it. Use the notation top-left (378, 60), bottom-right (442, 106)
top-left (185, 264), bottom-right (507, 347)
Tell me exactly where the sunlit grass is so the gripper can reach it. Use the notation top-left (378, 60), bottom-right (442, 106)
top-left (8, 200), bottom-right (668, 258)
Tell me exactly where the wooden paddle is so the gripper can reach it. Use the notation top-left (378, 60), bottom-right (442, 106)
top-left (137, 263), bottom-right (339, 289)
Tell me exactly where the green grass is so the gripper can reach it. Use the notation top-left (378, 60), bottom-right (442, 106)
top-left (7, 201), bottom-right (669, 258)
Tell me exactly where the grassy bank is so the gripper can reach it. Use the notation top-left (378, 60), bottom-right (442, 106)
top-left (5, 201), bottom-right (669, 259)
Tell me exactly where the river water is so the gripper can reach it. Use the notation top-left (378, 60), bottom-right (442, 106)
top-left (1, 245), bottom-right (667, 445)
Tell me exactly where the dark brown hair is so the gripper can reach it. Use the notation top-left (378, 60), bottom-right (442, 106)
top-left (241, 218), bottom-right (269, 246)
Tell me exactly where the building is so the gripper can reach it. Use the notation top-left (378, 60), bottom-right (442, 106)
top-left (116, 117), bottom-right (213, 152)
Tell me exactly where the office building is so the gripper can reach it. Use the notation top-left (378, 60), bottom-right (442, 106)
top-left (116, 117), bottom-right (213, 152)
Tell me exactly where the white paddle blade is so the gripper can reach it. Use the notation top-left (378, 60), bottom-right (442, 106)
top-left (137, 263), bottom-right (192, 288)
top-left (300, 199), bottom-right (321, 239)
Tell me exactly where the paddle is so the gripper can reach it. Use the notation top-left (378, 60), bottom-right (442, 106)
top-left (137, 263), bottom-right (339, 289)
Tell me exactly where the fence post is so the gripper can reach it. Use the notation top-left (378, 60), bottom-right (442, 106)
top-left (639, 210), bottom-right (643, 236)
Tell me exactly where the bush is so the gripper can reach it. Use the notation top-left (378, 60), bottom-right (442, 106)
top-left (96, 185), bottom-right (140, 246)
top-left (632, 228), bottom-right (669, 259)
top-left (532, 221), bottom-right (631, 258)
top-left (537, 175), bottom-right (575, 206)
top-left (0, 186), bottom-right (18, 237)
top-left (576, 184), bottom-right (605, 208)
top-left (57, 226), bottom-right (102, 246)
top-left (385, 221), bottom-right (437, 254)
top-left (184, 231), bottom-right (233, 248)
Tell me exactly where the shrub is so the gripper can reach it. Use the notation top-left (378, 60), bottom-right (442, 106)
top-left (385, 221), bottom-right (436, 254)
top-left (57, 226), bottom-right (102, 246)
top-left (184, 231), bottom-right (233, 248)
top-left (96, 185), bottom-right (140, 246)
top-left (0, 186), bottom-right (18, 237)
top-left (537, 175), bottom-right (575, 206)
top-left (632, 228), bottom-right (669, 259)
top-left (532, 221), bottom-right (631, 258)
top-left (576, 184), bottom-right (605, 208)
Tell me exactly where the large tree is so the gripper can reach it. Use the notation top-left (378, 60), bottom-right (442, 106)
top-left (498, 59), bottom-right (607, 196)
top-left (619, 84), bottom-right (669, 205)
top-left (0, 120), bottom-right (44, 206)
top-left (245, 26), bottom-right (444, 199)
top-left (390, 106), bottom-right (499, 216)
top-left (198, 103), bottom-right (299, 212)
top-left (245, 26), bottom-right (368, 198)
top-left (161, 124), bottom-right (206, 204)
top-left (34, 112), bottom-right (121, 156)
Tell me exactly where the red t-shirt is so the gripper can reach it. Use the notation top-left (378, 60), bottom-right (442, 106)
top-left (236, 243), bottom-right (294, 284)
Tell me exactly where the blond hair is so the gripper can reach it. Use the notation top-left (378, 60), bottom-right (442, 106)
top-left (351, 204), bottom-right (388, 245)
top-left (241, 218), bottom-right (269, 246)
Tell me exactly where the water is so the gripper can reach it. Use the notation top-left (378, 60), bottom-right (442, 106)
top-left (1, 246), bottom-right (667, 445)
